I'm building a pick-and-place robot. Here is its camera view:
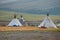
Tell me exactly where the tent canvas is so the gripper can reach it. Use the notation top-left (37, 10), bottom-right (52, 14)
top-left (20, 15), bottom-right (25, 25)
top-left (57, 23), bottom-right (60, 27)
top-left (38, 14), bottom-right (57, 28)
top-left (8, 18), bottom-right (22, 26)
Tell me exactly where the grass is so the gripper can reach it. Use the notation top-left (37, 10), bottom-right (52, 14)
top-left (0, 10), bottom-right (60, 21)
top-left (0, 10), bottom-right (60, 40)
top-left (0, 30), bottom-right (60, 40)
top-left (0, 10), bottom-right (60, 32)
top-left (0, 10), bottom-right (46, 21)
top-left (0, 26), bottom-right (60, 40)
top-left (0, 26), bottom-right (60, 32)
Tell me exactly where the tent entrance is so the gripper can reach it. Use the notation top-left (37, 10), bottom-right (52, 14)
top-left (41, 26), bottom-right (46, 29)
top-left (13, 25), bottom-right (18, 27)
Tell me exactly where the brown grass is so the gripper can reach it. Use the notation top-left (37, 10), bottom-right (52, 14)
top-left (0, 26), bottom-right (38, 31)
top-left (0, 26), bottom-right (60, 31)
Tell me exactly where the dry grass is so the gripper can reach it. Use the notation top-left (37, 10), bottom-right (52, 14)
top-left (0, 26), bottom-right (38, 31)
top-left (0, 26), bottom-right (60, 32)
top-left (0, 26), bottom-right (60, 40)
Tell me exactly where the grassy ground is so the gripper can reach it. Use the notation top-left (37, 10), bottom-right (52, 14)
top-left (0, 10), bottom-right (60, 40)
top-left (0, 10), bottom-right (45, 21)
top-left (0, 10), bottom-right (60, 21)
top-left (0, 26), bottom-right (60, 40)
top-left (0, 10), bottom-right (60, 26)
top-left (0, 30), bottom-right (60, 40)
top-left (0, 26), bottom-right (60, 32)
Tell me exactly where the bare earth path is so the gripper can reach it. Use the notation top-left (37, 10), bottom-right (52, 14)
top-left (0, 31), bottom-right (60, 40)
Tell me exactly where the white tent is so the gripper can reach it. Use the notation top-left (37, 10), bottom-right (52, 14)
top-left (20, 15), bottom-right (25, 25)
top-left (8, 14), bottom-right (22, 26)
top-left (57, 23), bottom-right (60, 27)
top-left (8, 18), bottom-right (22, 26)
top-left (38, 14), bottom-right (57, 28)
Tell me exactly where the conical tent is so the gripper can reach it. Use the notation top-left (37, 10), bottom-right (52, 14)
top-left (20, 15), bottom-right (25, 25)
top-left (38, 14), bottom-right (57, 28)
top-left (8, 14), bottom-right (22, 26)
top-left (8, 18), bottom-right (22, 26)
top-left (57, 23), bottom-right (60, 27)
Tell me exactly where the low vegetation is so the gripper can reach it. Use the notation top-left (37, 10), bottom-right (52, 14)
top-left (0, 26), bottom-right (60, 32)
top-left (0, 29), bottom-right (60, 40)
top-left (0, 10), bottom-right (60, 21)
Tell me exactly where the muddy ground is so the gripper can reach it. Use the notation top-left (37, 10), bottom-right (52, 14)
top-left (0, 31), bottom-right (60, 40)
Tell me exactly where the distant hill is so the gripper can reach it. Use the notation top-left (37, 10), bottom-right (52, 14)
top-left (0, 0), bottom-right (60, 15)
top-left (0, 7), bottom-right (60, 15)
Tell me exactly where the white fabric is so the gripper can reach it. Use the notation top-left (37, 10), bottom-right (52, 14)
top-left (20, 18), bottom-right (25, 22)
top-left (8, 18), bottom-right (22, 26)
top-left (38, 16), bottom-right (57, 28)
top-left (57, 23), bottom-right (60, 26)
